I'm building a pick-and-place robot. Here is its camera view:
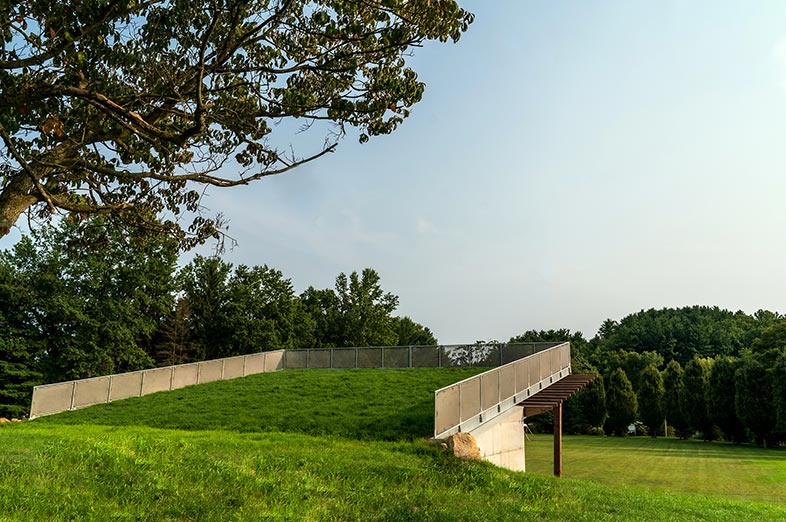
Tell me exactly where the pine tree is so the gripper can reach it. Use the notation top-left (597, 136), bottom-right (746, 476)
top-left (606, 368), bottom-right (637, 436)
top-left (662, 360), bottom-right (690, 438)
top-left (682, 357), bottom-right (714, 440)
top-left (581, 374), bottom-right (608, 430)
top-left (708, 356), bottom-right (745, 443)
top-left (637, 364), bottom-right (665, 437)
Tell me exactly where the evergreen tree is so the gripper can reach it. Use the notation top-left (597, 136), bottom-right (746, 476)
top-left (154, 299), bottom-right (197, 367)
top-left (708, 356), bottom-right (746, 443)
top-left (682, 357), bottom-right (714, 440)
top-left (662, 360), bottom-right (690, 438)
top-left (774, 352), bottom-right (786, 435)
top-left (605, 368), bottom-right (637, 436)
top-left (735, 354), bottom-right (779, 448)
top-left (637, 364), bottom-right (665, 437)
top-left (580, 374), bottom-right (608, 430)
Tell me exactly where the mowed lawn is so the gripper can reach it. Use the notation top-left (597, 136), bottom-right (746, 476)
top-left (2, 368), bottom-right (786, 521)
top-left (525, 434), bottom-right (786, 503)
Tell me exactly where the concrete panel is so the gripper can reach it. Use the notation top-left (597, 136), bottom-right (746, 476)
top-left (435, 385), bottom-right (460, 436)
top-left (481, 371), bottom-right (500, 410)
top-left (198, 359), bottom-right (223, 383)
top-left (471, 407), bottom-right (525, 472)
top-left (109, 371), bottom-right (143, 401)
top-left (332, 348), bottom-right (356, 369)
top-left (30, 382), bottom-right (74, 418)
top-left (357, 347), bottom-right (382, 368)
top-left (412, 346), bottom-right (439, 367)
top-left (308, 349), bottom-right (331, 368)
top-left (73, 376), bottom-right (110, 409)
top-left (265, 350), bottom-right (284, 371)
top-left (285, 350), bottom-right (308, 369)
top-left (172, 363), bottom-right (199, 389)
top-left (383, 347), bottom-right (409, 368)
top-left (142, 367), bottom-right (172, 395)
top-left (459, 378), bottom-right (481, 422)
top-left (244, 353), bottom-right (266, 375)
top-left (499, 365), bottom-right (516, 401)
top-left (223, 356), bottom-right (245, 379)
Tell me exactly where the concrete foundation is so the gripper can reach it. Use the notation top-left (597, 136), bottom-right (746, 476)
top-left (470, 406), bottom-right (525, 472)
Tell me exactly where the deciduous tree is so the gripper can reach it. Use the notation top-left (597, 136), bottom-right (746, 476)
top-left (0, 0), bottom-right (473, 246)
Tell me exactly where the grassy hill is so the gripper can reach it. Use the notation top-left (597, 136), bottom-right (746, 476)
top-left (2, 368), bottom-right (786, 521)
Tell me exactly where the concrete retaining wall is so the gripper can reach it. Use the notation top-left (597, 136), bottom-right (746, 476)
top-left (29, 350), bottom-right (286, 419)
top-left (29, 343), bottom-right (563, 420)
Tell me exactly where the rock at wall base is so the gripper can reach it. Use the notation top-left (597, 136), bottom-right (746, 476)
top-left (446, 433), bottom-right (481, 460)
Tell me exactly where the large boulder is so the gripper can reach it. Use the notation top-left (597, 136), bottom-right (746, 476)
top-left (446, 433), bottom-right (481, 460)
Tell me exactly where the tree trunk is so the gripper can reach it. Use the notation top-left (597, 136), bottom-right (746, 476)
top-left (0, 172), bottom-right (38, 236)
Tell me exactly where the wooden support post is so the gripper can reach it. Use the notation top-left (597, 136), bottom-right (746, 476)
top-left (553, 401), bottom-right (563, 477)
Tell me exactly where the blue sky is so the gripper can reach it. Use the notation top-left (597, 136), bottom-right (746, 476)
top-left (186, 1), bottom-right (786, 343)
top-left (11, 1), bottom-right (786, 343)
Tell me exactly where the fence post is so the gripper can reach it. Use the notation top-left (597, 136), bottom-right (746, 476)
top-left (438, 346), bottom-right (442, 368)
top-left (408, 346), bottom-right (413, 368)
top-left (355, 347), bottom-right (359, 369)
top-left (69, 382), bottom-right (77, 410)
top-left (330, 348), bottom-right (334, 369)
top-left (381, 346), bottom-right (385, 369)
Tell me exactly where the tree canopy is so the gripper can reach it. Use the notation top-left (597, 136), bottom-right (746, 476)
top-left (0, 0), bottom-right (473, 246)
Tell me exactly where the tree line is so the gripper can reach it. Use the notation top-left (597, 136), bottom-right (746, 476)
top-left (0, 219), bottom-right (435, 417)
top-left (515, 307), bottom-right (786, 447)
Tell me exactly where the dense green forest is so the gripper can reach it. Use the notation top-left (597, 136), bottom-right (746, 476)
top-left (513, 311), bottom-right (786, 447)
top-left (0, 220), bottom-right (435, 417)
top-left (2, 219), bottom-right (786, 449)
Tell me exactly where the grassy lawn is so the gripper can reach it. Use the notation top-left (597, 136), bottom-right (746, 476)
top-left (525, 434), bottom-right (786, 504)
top-left (2, 368), bottom-right (786, 521)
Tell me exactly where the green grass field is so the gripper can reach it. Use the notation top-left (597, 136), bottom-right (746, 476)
top-left (2, 368), bottom-right (786, 521)
top-left (525, 434), bottom-right (786, 503)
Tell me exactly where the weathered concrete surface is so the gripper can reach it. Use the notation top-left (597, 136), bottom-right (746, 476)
top-left (265, 350), bottom-right (284, 371)
top-left (142, 367), bottom-right (172, 395)
top-left (223, 356), bottom-right (245, 379)
top-left (198, 360), bottom-right (223, 383)
top-left (244, 353), bottom-right (266, 375)
top-left (172, 363), bottom-right (199, 389)
top-left (30, 382), bottom-right (74, 418)
top-left (109, 371), bottom-right (143, 401)
top-left (470, 406), bottom-right (525, 472)
top-left (73, 377), bottom-right (110, 409)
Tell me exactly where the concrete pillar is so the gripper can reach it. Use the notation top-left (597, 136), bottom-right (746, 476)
top-left (469, 406), bottom-right (526, 472)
